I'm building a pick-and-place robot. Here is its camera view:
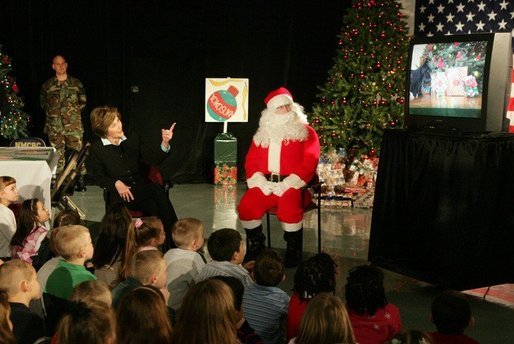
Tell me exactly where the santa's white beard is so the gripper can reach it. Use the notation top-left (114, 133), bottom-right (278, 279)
top-left (253, 103), bottom-right (309, 147)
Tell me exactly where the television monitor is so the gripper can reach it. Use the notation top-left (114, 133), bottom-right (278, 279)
top-left (405, 33), bottom-right (512, 133)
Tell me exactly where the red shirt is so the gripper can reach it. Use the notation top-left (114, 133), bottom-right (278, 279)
top-left (286, 292), bottom-right (310, 341)
top-left (347, 303), bottom-right (402, 344)
top-left (430, 332), bottom-right (480, 344)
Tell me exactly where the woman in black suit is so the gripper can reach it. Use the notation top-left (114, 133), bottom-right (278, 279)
top-left (86, 105), bottom-right (177, 250)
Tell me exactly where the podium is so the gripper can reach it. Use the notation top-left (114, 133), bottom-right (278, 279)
top-left (369, 129), bottom-right (514, 290)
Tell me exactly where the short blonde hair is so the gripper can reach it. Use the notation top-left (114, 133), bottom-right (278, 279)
top-left (71, 280), bottom-right (112, 307)
top-left (130, 250), bottom-right (165, 285)
top-left (0, 176), bottom-right (15, 192)
top-left (90, 106), bottom-right (121, 138)
top-left (0, 260), bottom-right (36, 295)
top-left (53, 225), bottom-right (91, 259)
top-left (172, 218), bottom-right (204, 248)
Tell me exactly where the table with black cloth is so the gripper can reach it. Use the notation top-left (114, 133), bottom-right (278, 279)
top-left (369, 129), bottom-right (514, 290)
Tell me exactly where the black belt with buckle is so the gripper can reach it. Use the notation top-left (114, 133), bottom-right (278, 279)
top-left (265, 174), bottom-right (287, 182)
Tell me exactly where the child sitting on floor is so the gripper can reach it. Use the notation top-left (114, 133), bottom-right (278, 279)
top-left (0, 176), bottom-right (19, 260)
top-left (164, 217), bottom-right (206, 310)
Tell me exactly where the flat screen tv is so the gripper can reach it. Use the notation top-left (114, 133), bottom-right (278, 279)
top-left (405, 33), bottom-right (512, 133)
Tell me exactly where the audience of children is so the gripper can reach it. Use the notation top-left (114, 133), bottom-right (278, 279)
top-left (164, 217), bottom-right (206, 310)
top-left (111, 249), bottom-right (168, 308)
top-left (345, 264), bottom-right (402, 344)
top-left (290, 292), bottom-right (356, 344)
top-left (429, 290), bottom-right (479, 344)
top-left (116, 285), bottom-right (173, 344)
top-left (0, 290), bottom-right (16, 344)
top-left (0, 259), bottom-right (46, 344)
top-left (172, 278), bottom-right (240, 344)
top-left (92, 203), bottom-right (132, 288)
top-left (243, 249), bottom-right (290, 344)
top-left (195, 227), bottom-right (253, 287)
top-left (45, 225), bottom-right (96, 300)
top-left (119, 216), bottom-right (165, 281)
top-left (213, 275), bottom-right (264, 344)
top-left (0, 176), bottom-right (19, 260)
top-left (10, 198), bottom-right (51, 270)
top-left (286, 252), bottom-right (338, 341)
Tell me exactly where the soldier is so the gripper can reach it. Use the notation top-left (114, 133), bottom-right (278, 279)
top-left (40, 55), bottom-right (87, 191)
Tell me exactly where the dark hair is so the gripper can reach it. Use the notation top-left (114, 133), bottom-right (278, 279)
top-left (212, 276), bottom-right (244, 311)
top-left (92, 203), bottom-right (132, 269)
top-left (431, 290), bottom-right (472, 335)
top-left (10, 198), bottom-right (39, 247)
top-left (345, 265), bottom-right (387, 316)
top-left (53, 209), bottom-right (81, 228)
top-left (293, 252), bottom-right (337, 301)
top-left (0, 290), bottom-right (15, 344)
top-left (254, 249), bottom-right (284, 287)
top-left (207, 228), bottom-right (242, 262)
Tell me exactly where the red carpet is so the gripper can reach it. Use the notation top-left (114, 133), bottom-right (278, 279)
top-left (464, 284), bottom-right (514, 309)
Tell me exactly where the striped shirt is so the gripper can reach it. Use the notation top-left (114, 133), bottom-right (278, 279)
top-left (195, 260), bottom-right (253, 287)
top-left (243, 283), bottom-right (290, 344)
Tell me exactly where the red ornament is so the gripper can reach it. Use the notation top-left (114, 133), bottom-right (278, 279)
top-left (12, 84), bottom-right (19, 93)
top-left (2, 55), bottom-right (9, 64)
top-left (369, 148), bottom-right (376, 157)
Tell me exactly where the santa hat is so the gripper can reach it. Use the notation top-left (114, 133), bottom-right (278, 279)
top-left (264, 87), bottom-right (293, 110)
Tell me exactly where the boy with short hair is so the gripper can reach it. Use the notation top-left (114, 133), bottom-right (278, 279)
top-left (430, 290), bottom-right (479, 344)
top-left (242, 249), bottom-right (290, 344)
top-left (164, 218), bottom-right (206, 310)
top-left (45, 225), bottom-right (96, 300)
top-left (194, 228), bottom-right (253, 287)
top-left (0, 259), bottom-right (46, 344)
top-left (112, 249), bottom-right (167, 308)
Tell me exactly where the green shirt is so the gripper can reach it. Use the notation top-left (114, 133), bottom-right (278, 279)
top-left (45, 258), bottom-right (96, 300)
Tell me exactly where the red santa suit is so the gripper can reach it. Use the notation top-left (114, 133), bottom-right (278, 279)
top-left (238, 90), bottom-right (320, 232)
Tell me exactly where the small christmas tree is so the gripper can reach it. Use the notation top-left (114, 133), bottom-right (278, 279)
top-left (0, 45), bottom-right (30, 140)
top-left (310, 0), bottom-right (409, 158)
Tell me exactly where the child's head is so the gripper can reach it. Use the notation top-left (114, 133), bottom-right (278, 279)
top-left (130, 217), bottom-right (165, 248)
top-left (0, 176), bottom-right (18, 206)
top-left (296, 293), bottom-right (356, 344)
top-left (93, 203), bottom-right (132, 269)
top-left (207, 228), bottom-right (244, 264)
top-left (294, 252), bottom-right (337, 301)
top-left (11, 198), bottom-right (50, 247)
top-left (0, 290), bottom-right (15, 344)
top-left (211, 276), bottom-right (244, 320)
top-left (345, 264), bottom-right (387, 316)
top-left (431, 290), bottom-right (473, 335)
top-left (116, 286), bottom-right (172, 344)
top-left (130, 250), bottom-right (167, 289)
top-left (71, 280), bottom-right (112, 307)
top-left (0, 260), bottom-right (40, 303)
top-left (56, 301), bottom-right (116, 344)
top-left (171, 217), bottom-right (205, 251)
top-left (253, 249), bottom-right (285, 287)
top-left (173, 279), bottom-right (238, 344)
top-left (53, 225), bottom-right (94, 261)
top-left (53, 209), bottom-right (82, 228)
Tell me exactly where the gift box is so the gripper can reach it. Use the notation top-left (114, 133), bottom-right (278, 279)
top-left (446, 66), bottom-right (467, 96)
top-left (431, 71), bottom-right (448, 97)
top-left (214, 133), bottom-right (237, 186)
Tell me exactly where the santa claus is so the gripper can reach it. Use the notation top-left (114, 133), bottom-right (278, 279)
top-left (237, 87), bottom-right (320, 267)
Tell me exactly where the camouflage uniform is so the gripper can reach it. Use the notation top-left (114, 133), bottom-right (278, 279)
top-left (40, 76), bottom-right (86, 176)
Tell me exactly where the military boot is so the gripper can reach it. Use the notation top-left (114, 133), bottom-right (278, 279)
top-left (284, 229), bottom-right (303, 268)
top-left (244, 225), bottom-right (266, 263)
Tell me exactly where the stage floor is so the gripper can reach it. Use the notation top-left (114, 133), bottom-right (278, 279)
top-left (68, 182), bottom-right (514, 343)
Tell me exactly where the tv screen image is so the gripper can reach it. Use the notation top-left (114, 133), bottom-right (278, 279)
top-left (405, 33), bottom-right (512, 133)
top-left (409, 40), bottom-right (488, 119)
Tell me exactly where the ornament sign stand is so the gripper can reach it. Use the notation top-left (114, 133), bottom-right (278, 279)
top-left (205, 78), bottom-right (249, 186)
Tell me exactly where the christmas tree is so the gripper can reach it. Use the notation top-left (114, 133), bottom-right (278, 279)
top-left (310, 0), bottom-right (409, 158)
top-left (0, 45), bottom-right (30, 140)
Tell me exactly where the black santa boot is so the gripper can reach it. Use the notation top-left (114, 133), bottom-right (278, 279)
top-left (244, 225), bottom-right (266, 263)
top-left (283, 229), bottom-right (303, 268)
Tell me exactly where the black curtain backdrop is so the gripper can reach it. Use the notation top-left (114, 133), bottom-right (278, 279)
top-left (0, 0), bottom-right (350, 183)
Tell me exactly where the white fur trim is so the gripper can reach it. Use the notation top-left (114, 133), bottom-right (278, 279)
top-left (267, 94), bottom-right (293, 110)
top-left (282, 220), bottom-right (303, 232)
top-left (240, 219), bottom-right (262, 229)
top-left (247, 172), bottom-right (266, 189)
top-left (283, 174), bottom-right (306, 189)
top-left (268, 140), bottom-right (281, 174)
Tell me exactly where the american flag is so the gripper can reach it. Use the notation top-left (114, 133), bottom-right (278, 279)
top-left (414, 0), bottom-right (514, 131)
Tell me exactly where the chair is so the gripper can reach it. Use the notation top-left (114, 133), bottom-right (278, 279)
top-left (265, 176), bottom-right (324, 253)
top-left (102, 163), bottom-right (172, 216)
top-left (9, 136), bottom-right (46, 147)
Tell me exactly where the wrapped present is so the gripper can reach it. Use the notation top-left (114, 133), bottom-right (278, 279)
top-left (431, 71), bottom-right (448, 97)
top-left (214, 132), bottom-right (237, 186)
top-left (446, 66), bottom-right (467, 96)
